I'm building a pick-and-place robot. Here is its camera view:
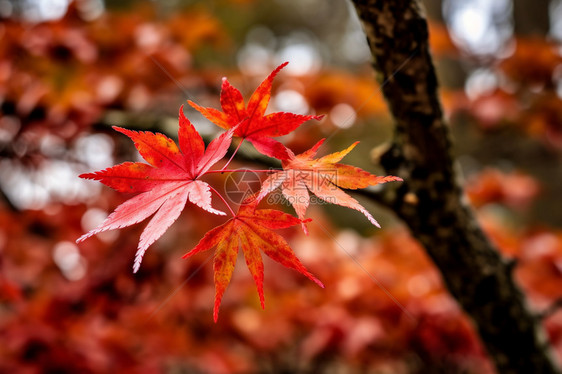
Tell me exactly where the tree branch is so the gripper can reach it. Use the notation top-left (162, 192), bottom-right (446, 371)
top-left (350, 1), bottom-right (560, 373)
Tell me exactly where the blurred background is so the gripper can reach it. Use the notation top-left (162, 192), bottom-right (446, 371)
top-left (1, 0), bottom-right (562, 373)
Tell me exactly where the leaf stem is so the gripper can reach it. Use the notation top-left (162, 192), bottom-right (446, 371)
top-left (205, 168), bottom-right (278, 174)
top-left (221, 139), bottom-right (244, 171)
top-left (208, 185), bottom-right (236, 217)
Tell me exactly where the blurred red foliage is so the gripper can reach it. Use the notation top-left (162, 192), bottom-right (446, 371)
top-left (466, 168), bottom-right (541, 210)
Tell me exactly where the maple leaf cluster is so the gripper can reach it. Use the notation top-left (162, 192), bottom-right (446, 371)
top-left (77, 63), bottom-right (402, 321)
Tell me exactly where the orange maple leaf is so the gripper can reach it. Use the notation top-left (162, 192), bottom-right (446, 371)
top-left (183, 199), bottom-right (323, 322)
top-left (257, 139), bottom-right (402, 233)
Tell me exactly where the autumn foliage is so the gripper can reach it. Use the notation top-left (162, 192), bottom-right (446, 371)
top-left (77, 63), bottom-right (401, 321)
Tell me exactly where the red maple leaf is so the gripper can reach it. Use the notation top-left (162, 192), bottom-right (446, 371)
top-left (188, 62), bottom-right (323, 160)
top-left (77, 106), bottom-right (234, 272)
top-left (257, 139), bottom-right (402, 233)
top-left (183, 198), bottom-right (323, 322)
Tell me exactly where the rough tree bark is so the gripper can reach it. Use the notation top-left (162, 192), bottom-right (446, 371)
top-left (350, 1), bottom-right (561, 373)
